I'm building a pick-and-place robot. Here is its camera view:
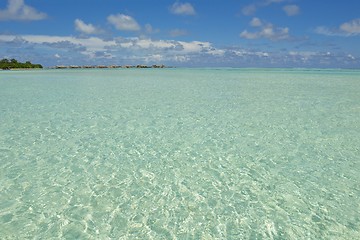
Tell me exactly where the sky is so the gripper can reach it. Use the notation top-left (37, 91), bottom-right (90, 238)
top-left (0, 0), bottom-right (359, 68)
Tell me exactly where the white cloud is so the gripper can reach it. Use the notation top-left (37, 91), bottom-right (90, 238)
top-left (116, 38), bottom-right (215, 55)
top-left (283, 5), bottom-right (300, 16)
top-left (314, 26), bottom-right (337, 36)
top-left (109, 38), bottom-right (226, 64)
top-left (231, 49), bottom-right (270, 60)
top-left (107, 14), bottom-right (140, 31)
top-left (207, 48), bottom-right (226, 56)
top-left (286, 51), bottom-right (339, 64)
top-left (74, 19), bottom-right (103, 35)
top-left (144, 54), bottom-right (164, 63)
top-left (315, 19), bottom-right (360, 36)
top-left (240, 18), bottom-right (290, 41)
top-left (170, 2), bottom-right (196, 16)
top-left (288, 51), bottom-right (317, 58)
top-left (173, 55), bottom-right (189, 62)
top-left (117, 38), bottom-right (177, 50)
top-left (250, 17), bottom-right (262, 27)
top-left (340, 19), bottom-right (360, 35)
top-left (0, 0), bottom-right (47, 21)
top-left (54, 53), bottom-right (61, 58)
top-left (93, 51), bottom-right (114, 59)
top-left (347, 54), bottom-right (355, 60)
top-left (179, 41), bottom-right (211, 53)
top-left (241, 0), bottom-right (287, 16)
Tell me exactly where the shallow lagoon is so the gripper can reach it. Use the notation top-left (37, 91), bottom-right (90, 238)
top-left (0, 68), bottom-right (360, 239)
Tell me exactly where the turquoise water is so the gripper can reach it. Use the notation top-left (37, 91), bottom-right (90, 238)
top-left (0, 68), bottom-right (359, 239)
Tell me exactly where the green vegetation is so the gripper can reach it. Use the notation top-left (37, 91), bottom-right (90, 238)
top-left (0, 58), bottom-right (43, 70)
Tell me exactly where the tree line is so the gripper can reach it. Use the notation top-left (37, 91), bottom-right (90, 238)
top-left (0, 58), bottom-right (43, 70)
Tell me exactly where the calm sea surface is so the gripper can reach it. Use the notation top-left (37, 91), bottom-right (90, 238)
top-left (0, 68), bottom-right (359, 239)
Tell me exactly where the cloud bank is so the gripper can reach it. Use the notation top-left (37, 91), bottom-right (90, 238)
top-left (0, 34), bottom-right (358, 68)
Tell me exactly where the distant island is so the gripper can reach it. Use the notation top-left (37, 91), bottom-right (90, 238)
top-left (0, 58), bottom-right (43, 70)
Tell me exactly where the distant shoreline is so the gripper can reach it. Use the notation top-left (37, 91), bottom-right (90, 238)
top-left (1, 66), bottom-right (359, 71)
top-left (51, 64), bottom-right (171, 69)
top-left (0, 68), bottom-right (44, 71)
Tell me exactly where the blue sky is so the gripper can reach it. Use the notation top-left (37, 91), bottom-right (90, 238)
top-left (0, 0), bottom-right (359, 67)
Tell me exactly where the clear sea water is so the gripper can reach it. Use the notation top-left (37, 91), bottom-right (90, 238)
top-left (0, 68), bottom-right (359, 239)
